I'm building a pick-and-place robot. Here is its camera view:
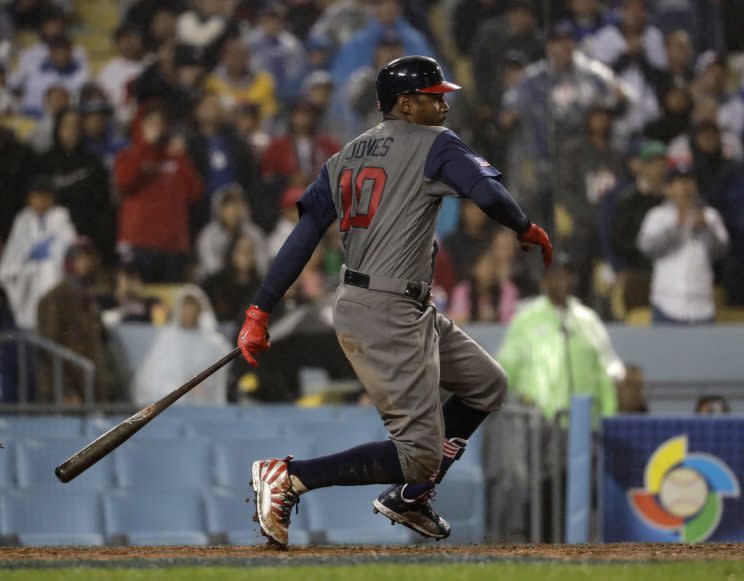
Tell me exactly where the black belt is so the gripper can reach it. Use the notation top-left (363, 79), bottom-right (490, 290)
top-left (343, 268), bottom-right (432, 308)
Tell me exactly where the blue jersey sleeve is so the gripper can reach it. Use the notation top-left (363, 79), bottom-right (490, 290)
top-left (424, 130), bottom-right (502, 195)
top-left (297, 164), bottom-right (337, 229)
top-left (424, 130), bottom-right (530, 233)
top-left (252, 166), bottom-right (336, 312)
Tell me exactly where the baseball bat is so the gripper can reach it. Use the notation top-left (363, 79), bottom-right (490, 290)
top-left (55, 346), bottom-right (241, 483)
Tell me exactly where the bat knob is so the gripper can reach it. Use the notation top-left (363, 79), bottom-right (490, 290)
top-left (55, 464), bottom-right (71, 483)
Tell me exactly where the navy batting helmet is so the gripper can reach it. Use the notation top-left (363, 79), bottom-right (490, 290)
top-left (376, 55), bottom-right (460, 113)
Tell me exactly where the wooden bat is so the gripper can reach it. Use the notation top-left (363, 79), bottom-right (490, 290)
top-left (55, 347), bottom-right (241, 483)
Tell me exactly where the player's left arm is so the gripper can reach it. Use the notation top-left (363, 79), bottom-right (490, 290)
top-left (424, 130), bottom-right (552, 267)
top-left (237, 165), bottom-right (337, 365)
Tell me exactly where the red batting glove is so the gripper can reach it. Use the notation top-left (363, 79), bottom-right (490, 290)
top-left (517, 223), bottom-right (553, 268)
top-left (237, 305), bottom-right (271, 367)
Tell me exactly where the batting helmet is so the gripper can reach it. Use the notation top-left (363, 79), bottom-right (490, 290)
top-left (376, 56), bottom-right (460, 113)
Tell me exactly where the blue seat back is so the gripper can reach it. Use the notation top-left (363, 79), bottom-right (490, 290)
top-left (4, 488), bottom-right (103, 535)
top-left (103, 489), bottom-right (205, 536)
top-left (114, 440), bottom-right (213, 488)
top-left (214, 438), bottom-right (312, 489)
top-left (16, 438), bottom-right (114, 489)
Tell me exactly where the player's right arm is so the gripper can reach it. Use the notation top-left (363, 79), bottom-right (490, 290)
top-left (237, 165), bottom-right (337, 365)
top-left (424, 130), bottom-right (552, 267)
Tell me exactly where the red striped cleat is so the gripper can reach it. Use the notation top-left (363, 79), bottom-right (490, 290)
top-left (250, 456), bottom-right (300, 548)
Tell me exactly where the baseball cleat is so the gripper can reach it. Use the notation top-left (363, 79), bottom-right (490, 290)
top-left (251, 456), bottom-right (300, 548)
top-left (372, 484), bottom-right (451, 539)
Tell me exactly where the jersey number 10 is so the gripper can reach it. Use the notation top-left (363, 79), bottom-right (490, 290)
top-left (339, 166), bottom-right (387, 232)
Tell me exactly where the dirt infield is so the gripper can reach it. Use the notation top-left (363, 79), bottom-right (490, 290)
top-left (1, 543), bottom-right (743, 567)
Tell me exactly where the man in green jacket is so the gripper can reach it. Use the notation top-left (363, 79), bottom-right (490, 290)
top-left (498, 253), bottom-right (623, 423)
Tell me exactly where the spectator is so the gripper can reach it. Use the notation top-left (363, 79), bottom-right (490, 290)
top-left (471, 0), bottom-right (544, 110)
top-left (195, 183), bottom-right (268, 280)
top-left (186, 92), bottom-right (259, 229)
top-left (588, 0), bottom-right (666, 70)
top-left (245, 4), bottom-right (305, 103)
top-left (608, 28), bottom-right (662, 140)
top-left (38, 107), bottom-right (114, 261)
top-left (667, 97), bottom-right (743, 163)
top-left (616, 363), bottom-right (648, 413)
top-left (691, 52), bottom-right (744, 140)
top-left (133, 284), bottom-right (230, 405)
top-left (261, 99), bottom-right (340, 189)
top-left (329, 0), bottom-right (438, 93)
top-left (442, 200), bottom-right (497, 282)
top-left (309, 0), bottom-right (367, 50)
top-left (125, 0), bottom-right (184, 51)
top-left (611, 141), bottom-right (668, 312)
top-left (685, 120), bottom-right (740, 203)
top-left (132, 42), bottom-right (205, 127)
top-left (176, 0), bottom-right (236, 68)
top-left (710, 162), bottom-right (744, 306)
top-left (0, 126), bottom-right (36, 242)
top-left (18, 34), bottom-right (89, 117)
top-left (99, 261), bottom-right (163, 326)
top-left (268, 186), bottom-right (304, 257)
top-left (638, 162), bottom-right (728, 324)
top-left (0, 176), bottom-right (76, 329)
top-left (96, 22), bottom-right (146, 127)
top-left (10, 7), bottom-right (88, 102)
top-left (202, 232), bottom-right (262, 322)
top-left (283, 0), bottom-right (324, 41)
top-left (36, 238), bottom-right (108, 404)
top-left (27, 84), bottom-right (70, 153)
top-left (114, 104), bottom-right (203, 282)
top-left (346, 30), bottom-right (405, 133)
top-left (642, 82), bottom-right (692, 144)
top-left (556, 0), bottom-right (607, 49)
top-left (556, 103), bottom-right (625, 301)
top-left (652, 0), bottom-right (723, 53)
top-left (302, 70), bottom-right (338, 138)
top-left (695, 395), bottom-right (731, 415)
top-left (80, 98), bottom-right (128, 169)
top-left (204, 35), bottom-right (278, 120)
top-left (448, 229), bottom-right (521, 324)
top-left (498, 252), bottom-right (624, 423)
top-left (657, 30), bottom-right (694, 92)
top-left (234, 102), bottom-right (271, 157)
top-left (452, 0), bottom-right (504, 56)
top-left (501, 23), bottom-right (628, 222)
top-left (0, 286), bottom-right (19, 403)
top-left (290, 34), bottom-right (333, 100)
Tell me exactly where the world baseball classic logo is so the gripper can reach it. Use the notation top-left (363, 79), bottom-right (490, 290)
top-left (628, 435), bottom-right (740, 543)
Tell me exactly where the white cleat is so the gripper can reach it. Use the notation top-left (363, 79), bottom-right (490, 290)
top-left (250, 456), bottom-right (299, 548)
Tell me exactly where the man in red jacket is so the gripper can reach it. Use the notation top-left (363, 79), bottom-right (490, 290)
top-left (114, 104), bottom-right (203, 282)
top-left (260, 99), bottom-right (340, 189)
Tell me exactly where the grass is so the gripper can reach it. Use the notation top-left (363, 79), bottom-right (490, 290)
top-left (4, 562), bottom-right (744, 581)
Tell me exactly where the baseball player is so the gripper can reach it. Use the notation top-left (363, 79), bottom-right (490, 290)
top-left (239, 56), bottom-right (553, 548)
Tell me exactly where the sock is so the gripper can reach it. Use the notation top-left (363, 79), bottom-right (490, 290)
top-left (287, 439), bottom-right (405, 491)
top-left (443, 395), bottom-right (490, 440)
top-left (402, 396), bottom-right (491, 501)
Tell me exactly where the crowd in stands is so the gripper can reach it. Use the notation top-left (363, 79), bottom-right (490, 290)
top-left (0, 0), bottom-right (743, 405)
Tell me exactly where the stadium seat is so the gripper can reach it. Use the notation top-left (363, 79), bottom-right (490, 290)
top-left (0, 441), bottom-right (14, 487)
top-left (190, 419), bottom-right (284, 440)
top-left (0, 416), bottom-right (82, 439)
top-left (3, 488), bottom-right (105, 546)
top-left (238, 404), bottom-right (337, 424)
top-left (204, 489), bottom-right (311, 546)
top-left (15, 438), bottom-right (114, 489)
top-left (84, 416), bottom-right (187, 439)
top-left (434, 465), bottom-right (487, 544)
top-left (305, 421), bottom-right (388, 457)
top-left (214, 438), bottom-right (312, 490)
top-left (103, 489), bottom-right (208, 546)
top-left (304, 486), bottom-right (413, 545)
top-left (160, 405), bottom-right (241, 422)
top-left (114, 439), bottom-right (213, 489)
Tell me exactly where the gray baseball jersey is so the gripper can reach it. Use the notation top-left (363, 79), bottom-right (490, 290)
top-left (324, 119), bottom-right (452, 283)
